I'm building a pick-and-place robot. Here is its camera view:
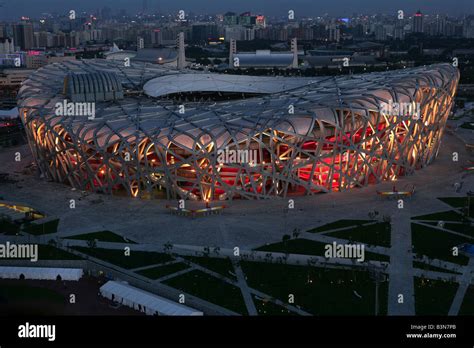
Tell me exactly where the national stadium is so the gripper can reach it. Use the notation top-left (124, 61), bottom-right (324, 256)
top-left (17, 61), bottom-right (459, 201)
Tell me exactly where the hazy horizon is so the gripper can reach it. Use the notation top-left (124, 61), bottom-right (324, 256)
top-left (1, 0), bottom-right (474, 20)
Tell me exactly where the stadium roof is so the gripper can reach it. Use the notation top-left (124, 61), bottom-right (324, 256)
top-left (17, 60), bottom-right (456, 149)
top-left (100, 281), bottom-right (203, 316)
top-left (233, 52), bottom-right (294, 67)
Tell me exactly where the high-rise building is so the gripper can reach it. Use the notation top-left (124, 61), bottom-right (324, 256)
top-left (224, 12), bottom-right (239, 26)
top-left (0, 37), bottom-right (15, 54)
top-left (177, 32), bottom-right (186, 70)
top-left (192, 24), bottom-right (218, 43)
top-left (375, 25), bottom-right (387, 41)
top-left (394, 15), bottom-right (405, 40)
top-left (463, 16), bottom-right (474, 38)
top-left (151, 29), bottom-right (163, 46)
top-left (13, 23), bottom-right (34, 50)
top-left (328, 24), bottom-right (341, 42)
top-left (413, 10), bottom-right (424, 33)
top-left (0, 24), bottom-right (6, 39)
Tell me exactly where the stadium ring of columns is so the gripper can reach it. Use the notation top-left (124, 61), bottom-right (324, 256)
top-left (18, 60), bottom-right (459, 201)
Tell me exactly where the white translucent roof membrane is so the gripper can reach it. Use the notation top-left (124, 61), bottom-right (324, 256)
top-left (143, 73), bottom-right (317, 97)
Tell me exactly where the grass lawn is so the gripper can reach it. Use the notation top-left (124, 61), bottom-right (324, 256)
top-left (240, 261), bottom-right (388, 315)
top-left (0, 220), bottom-right (21, 235)
top-left (412, 210), bottom-right (465, 222)
top-left (255, 238), bottom-right (390, 262)
top-left (308, 220), bottom-right (374, 233)
top-left (326, 222), bottom-right (391, 247)
top-left (182, 256), bottom-right (237, 280)
top-left (65, 231), bottom-right (137, 244)
top-left (460, 122), bottom-right (474, 130)
top-left (163, 270), bottom-right (247, 315)
top-left (414, 277), bottom-right (458, 315)
top-left (252, 295), bottom-right (297, 315)
top-left (412, 261), bottom-right (462, 275)
top-left (71, 247), bottom-right (174, 269)
top-left (39, 245), bottom-right (83, 260)
top-left (438, 197), bottom-right (474, 218)
top-left (1, 245), bottom-right (82, 261)
top-left (438, 197), bottom-right (472, 208)
top-left (0, 284), bottom-right (64, 303)
top-left (22, 219), bottom-right (60, 235)
top-left (459, 285), bottom-right (474, 315)
top-left (411, 223), bottom-right (470, 266)
top-left (137, 262), bottom-right (190, 280)
top-left (440, 223), bottom-right (474, 237)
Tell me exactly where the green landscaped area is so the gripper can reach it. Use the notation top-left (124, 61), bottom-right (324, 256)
top-left (411, 223), bottom-right (470, 266)
top-left (459, 286), bottom-right (474, 315)
top-left (439, 197), bottom-right (473, 208)
top-left (440, 222), bottom-right (474, 237)
top-left (0, 283), bottom-right (65, 303)
top-left (438, 197), bottom-right (474, 218)
top-left (65, 231), bottom-right (137, 244)
top-left (38, 245), bottom-right (83, 260)
top-left (0, 219), bottom-right (21, 235)
top-left (1, 245), bottom-right (82, 261)
top-left (252, 295), bottom-right (297, 315)
top-left (412, 261), bottom-right (461, 275)
top-left (326, 222), bottom-right (391, 247)
top-left (240, 261), bottom-right (388, 315)
top-left (414, 277), bottom-right (458, 315)
top-left (182, 256), bottom-right (237, 280)
top-left (308, 220), bottom-right (374, 233)
top-left (163, 270), bottom-right (248, 315)
top-left (412, 210), bottom-right (465, 222)
top-left (22, 219), bottom-right (60, 235)
top-left (137, 262), bottom-right (190, 280)
top-left (460, 122), bottom-right (474, 130)
top-left (255, 238), bottom-right (390, 262)
top-left (71, 246), bottom-right (174, 269)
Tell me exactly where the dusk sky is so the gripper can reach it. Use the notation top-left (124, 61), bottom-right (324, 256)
top-left (1, 0), bottom-right (474, 20)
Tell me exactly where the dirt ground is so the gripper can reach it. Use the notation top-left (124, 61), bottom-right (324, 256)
top-left (0, 275), bottom-right (144, 316)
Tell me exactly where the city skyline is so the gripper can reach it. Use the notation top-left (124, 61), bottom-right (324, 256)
top-left (1, 0), bottom-right (474, 20)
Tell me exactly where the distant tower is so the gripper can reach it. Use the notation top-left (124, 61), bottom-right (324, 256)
top-left (137, 36), bottom-right (144, 50)
top-left (229, 39), bottom-right (237, 69)
top-left (291, 38), bottom-right (298, 68)
top-left (413, 10), bottom-right (424, 33)
top-left (177, 32), bottom-right (186, 70)
top-left (142, 0), bottom-right (148, 13)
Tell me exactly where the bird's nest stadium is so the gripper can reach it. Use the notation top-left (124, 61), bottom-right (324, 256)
top-left (17, 61), bottom-right (459, 201)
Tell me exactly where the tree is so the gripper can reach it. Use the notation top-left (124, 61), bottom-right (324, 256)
top-left (87, 239), bottom-right (97, 249)
top-left (292, 228), bottom-right (301, 239)
top-left (164, 242), bottom-right (173, 254)
top-left (282, 234), bottom-right (291, 253)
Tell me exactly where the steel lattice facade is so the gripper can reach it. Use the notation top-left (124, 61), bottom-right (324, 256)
top-left (18, 60), bottom-right (459, 201)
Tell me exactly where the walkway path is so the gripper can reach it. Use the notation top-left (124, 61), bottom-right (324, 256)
top-left (448, 258), bottom-right (474, 315)
top-left (232, 260), bottom-right (258, 315)
top-left (387, 210), bottom-right (415, 315)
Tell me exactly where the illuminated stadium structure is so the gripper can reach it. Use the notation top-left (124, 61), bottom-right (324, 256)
top-left (17, 60), bottom-right (459, 201)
